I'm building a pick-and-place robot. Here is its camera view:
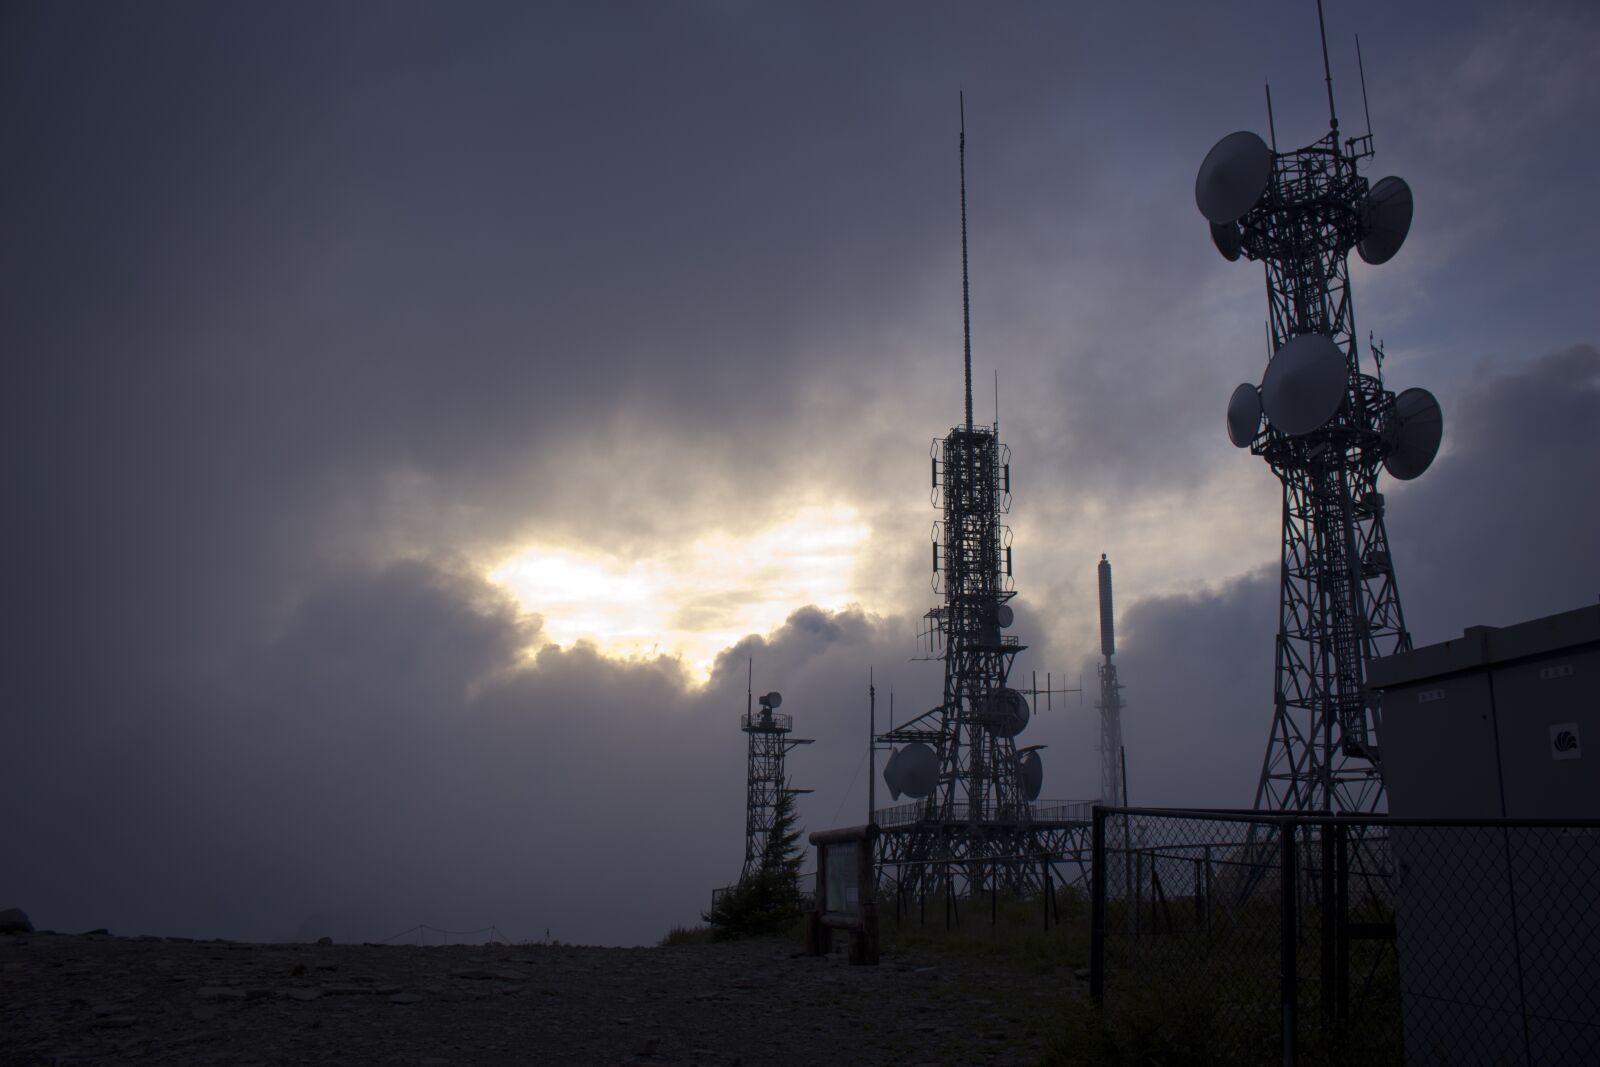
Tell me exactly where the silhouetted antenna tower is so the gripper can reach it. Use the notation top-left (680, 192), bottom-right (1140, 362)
top-left (875, 100), bottom-right (1091, 899)
top-left (1196, 6), bottom-right (1442, 813)
top-left (740, 662), bottom-right (812, 881)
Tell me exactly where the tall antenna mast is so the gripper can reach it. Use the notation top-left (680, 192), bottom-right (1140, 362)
top-left (873, 102), bottom-right (1089, 901)
top-left (959, 91), bottom-right (974, 432)
top-left (1096, 554), bottom-right (1127, 811)
top-left (1316, 0), bottom-right (1339, 132)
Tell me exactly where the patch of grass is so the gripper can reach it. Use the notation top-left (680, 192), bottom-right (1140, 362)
top-left (658, 924), bottom-right (716, 947)
top-left (879, 886), bottom-right (1090, 975)
top-left (1046, 901), bottom-right (1403, 1066)
top-left (881, 889), bottom-right (1403, 1066)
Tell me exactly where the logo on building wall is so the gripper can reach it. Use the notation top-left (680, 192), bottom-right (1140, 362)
top-left (1550, 723), bottom-right (1581, 761)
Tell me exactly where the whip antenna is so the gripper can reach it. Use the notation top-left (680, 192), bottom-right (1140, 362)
top-left (960, 91), bottom-right (973, 431)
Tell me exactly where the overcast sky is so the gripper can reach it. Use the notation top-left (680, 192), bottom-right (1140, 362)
top-left (7, 1), bottom-right (1597, 947)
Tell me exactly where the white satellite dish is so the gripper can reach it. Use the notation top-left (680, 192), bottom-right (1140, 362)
top-left (1195, 131), bottom-right (1272, 224)
top-left (1261, 334), bottom-right (1347, 436)
top-left (1383, 387), bottom-right (1444, 480)
top-left (996, 604), bottom-right (1014, 628)
top-left (1227, 383), bottom-right (1262, 447)
top-left (1018, 749), bottom-right (1043, 802)
top-left (894, 742), bottom-right (937, 799)
top-left (1357, 176), bottom-right (1413, 265)
top-left (760, 691), bottom-right (782, 709)
top-left (1210, 220), bottom-right (1243, 261)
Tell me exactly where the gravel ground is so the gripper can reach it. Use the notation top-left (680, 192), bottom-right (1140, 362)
top-left (0, 932), bottom-right (1069, 1066)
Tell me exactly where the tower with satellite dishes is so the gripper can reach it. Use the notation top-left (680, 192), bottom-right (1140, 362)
top-left (874, 97), bottom-right (1088, 897)
top-left (740, 673), bottom-right (812, 882)
top-left (1096, 555), bottom-right (1126, 811)
top-left (1194, 4), bottom-right (1442, 813)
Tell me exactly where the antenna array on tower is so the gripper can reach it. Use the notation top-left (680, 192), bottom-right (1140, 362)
top-left (1195, 11), bottom-right (1441, 814)
top-left (871, 100), bottom-right (1093, 899)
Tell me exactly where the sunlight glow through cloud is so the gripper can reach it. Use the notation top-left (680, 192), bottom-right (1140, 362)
top-left (488, 506), bottom-right (875, 676)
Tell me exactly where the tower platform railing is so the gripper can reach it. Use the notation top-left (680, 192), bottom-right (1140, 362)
top-left (873, 798), bottom-right (1097, 829)
top-left (741, 710), bottom-right (792, 732)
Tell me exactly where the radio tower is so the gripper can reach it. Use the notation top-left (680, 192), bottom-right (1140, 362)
top-left (876, 96), bottom-right (1086, 896)
top-left (1096, 555), bottom-right (1126, 810)
top-left (740, 668), bottom-right (812, 881)
top-left (1195, 7), bottom-right (1442, 813)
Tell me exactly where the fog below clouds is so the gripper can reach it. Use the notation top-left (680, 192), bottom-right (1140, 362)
top-left (6, 2), bottom-right (1597, 945)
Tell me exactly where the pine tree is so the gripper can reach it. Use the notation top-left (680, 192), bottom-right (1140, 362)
top-left (761, 785), bottom-right (805, 907)
top-left (703, 783), bottom-right (807, 939)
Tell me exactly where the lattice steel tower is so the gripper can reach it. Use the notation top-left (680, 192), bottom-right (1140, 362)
top-left (741, 683), bottom-right (812, 881)
top-left (876, 96), bottom-right (1077, 896)
top-left (1195, 10), bottom-right (1443, 814)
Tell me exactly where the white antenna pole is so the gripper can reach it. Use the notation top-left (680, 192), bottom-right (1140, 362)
top-left (868, 668), bottom-right (876, 826)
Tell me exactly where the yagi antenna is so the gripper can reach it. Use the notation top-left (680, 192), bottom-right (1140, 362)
top-left (1264, 82), bottom-right (1278, 151)
top-left (959, 90), bottom-right (973, 432)
top-left (1355, 34), bottom-right (1374, 149)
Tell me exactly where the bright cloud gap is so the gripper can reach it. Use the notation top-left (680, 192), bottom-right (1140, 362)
top-left (488, 506), bottom-right (875, 677)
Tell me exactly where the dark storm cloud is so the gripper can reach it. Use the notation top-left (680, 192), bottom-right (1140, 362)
top-left (5, 548), bottom-right (924, 945)
top-left (1108, 567), bottom-right (1279, 809)
top-left (1386, 345), bottom-right (1600, 640)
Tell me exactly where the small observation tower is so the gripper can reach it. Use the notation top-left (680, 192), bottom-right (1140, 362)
top-left (741, 683), bottom-right (812, 881)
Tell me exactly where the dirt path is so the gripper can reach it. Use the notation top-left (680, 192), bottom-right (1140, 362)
top-left (1, 932), bottom-right (1067, 1066)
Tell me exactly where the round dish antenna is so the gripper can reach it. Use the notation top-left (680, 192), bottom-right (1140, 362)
top-left (884, 747), bottom-right (905, 800)
top-left (1018, 749), bottom-right (1043, 802)
top-left (1195, 131), bottom-right (1272, 224)
top-left (759, 691), bottom-right (782, 710)
top-left (982, 688), bottom-right (1030, 739)
top-left (1210, 220), bottom-right (1243, 261)
top-left (1261, 334), bottom-right (1347, 436)
top-left (1227, 383), bottom-right (1263, 447)
top-left (889, 742), bottom-right (937, 799)
top-left (1357, 176), bottom-right (1413, 265)
top-left (1383, 387), bottom-right (1444, 480)
top-left (995, 603), bottom-right (1014, 628)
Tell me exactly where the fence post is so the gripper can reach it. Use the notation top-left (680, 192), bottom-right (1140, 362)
top-left (1320, 818), bottom-right (1336, 1026)
top-left (1133, 848), bottom-right (1143, 939)
top-left (1334, 821), bottom-right (1349, 1024)
top-left (1280, 819), bottom-right (1299, 1067)
top-left (1090, 805), bottom-right (1106, 1005)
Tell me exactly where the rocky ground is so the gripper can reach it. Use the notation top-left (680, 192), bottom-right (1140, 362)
top-left (0, 931), bottom-right (1072, 1066)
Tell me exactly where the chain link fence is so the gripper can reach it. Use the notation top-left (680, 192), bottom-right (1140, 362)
top-left (1088, 807), bottom-right (1600, 1065)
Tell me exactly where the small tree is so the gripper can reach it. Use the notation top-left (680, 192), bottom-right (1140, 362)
top-left (761, 786), bottom-right (805, 905)
top-left (704, 785), bottom-right (807, 939)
